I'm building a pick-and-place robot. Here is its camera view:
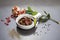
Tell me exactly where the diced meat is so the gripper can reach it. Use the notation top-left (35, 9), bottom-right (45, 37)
top-left (18, 16), bottom-right (33, 26)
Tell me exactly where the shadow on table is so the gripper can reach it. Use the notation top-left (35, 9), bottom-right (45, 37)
top-left (16, 25), bottom-right (37, 36)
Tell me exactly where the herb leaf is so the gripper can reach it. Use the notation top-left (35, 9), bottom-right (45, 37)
top-left (28, 6), bottom-right (33, 12)
top-left (40, 15), bottom-right (48, 22)
top-left (47, 14), bottom-right (50, 19)
top-left (32, 11), bottom-right (38, 16)
top-left (44, 11), bottom-right (48, 15)
top-left (26, 6), bottom-right (38, 16)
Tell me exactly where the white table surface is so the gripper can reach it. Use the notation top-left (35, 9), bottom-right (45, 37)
top-left (0, 0), bottom-right (60, 40)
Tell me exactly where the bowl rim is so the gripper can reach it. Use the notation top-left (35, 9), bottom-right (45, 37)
top-left (16, 14), bottom-right (35, 29)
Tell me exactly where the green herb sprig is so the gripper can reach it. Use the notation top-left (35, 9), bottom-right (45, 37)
top-left (40, 11), bottom-right (60, 24)
top-left (26, 6), bottom-right (38, 16)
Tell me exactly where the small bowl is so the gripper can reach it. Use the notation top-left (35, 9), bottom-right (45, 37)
top-left (16, 13), bottom-right (41, 30)
top-left (16, 14), bottom-right (35, 30)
